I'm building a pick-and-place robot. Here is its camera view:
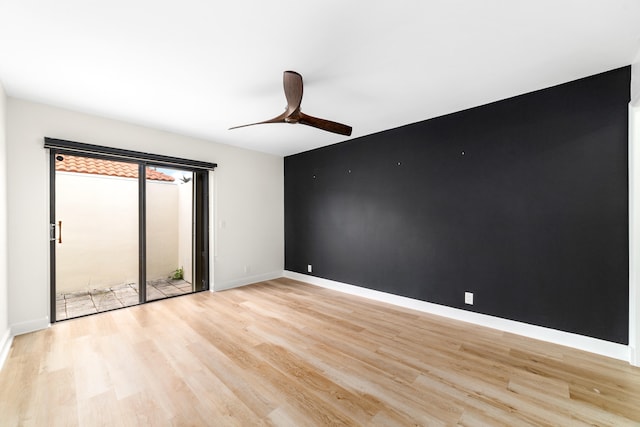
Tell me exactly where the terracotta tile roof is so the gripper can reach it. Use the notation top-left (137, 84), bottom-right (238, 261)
top-left (55, 154), bottom-right (175, 182)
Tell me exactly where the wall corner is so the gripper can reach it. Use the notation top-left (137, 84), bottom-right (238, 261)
top-left (0, 78), bottom-right (10, 364)
top-left (632, 56), bottom-right (640, 107)
top-left (630, 103), bottom-right (640, 367)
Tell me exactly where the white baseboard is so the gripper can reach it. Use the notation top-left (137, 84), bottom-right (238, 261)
top-left (213, 270), bottom-right (284, 292)
top-left (0, 328), bottom-right (13, 371)
top-left (284, 271), bottom-right (630, 363)
top-left (10, 317), bottom-right (50, 337)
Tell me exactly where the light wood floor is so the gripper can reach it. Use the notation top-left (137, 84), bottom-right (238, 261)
top-left (2, 278), bottom-right (640, 426)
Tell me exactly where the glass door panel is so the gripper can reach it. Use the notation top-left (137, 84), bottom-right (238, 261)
top-left (145, 166), bottom-right (194, 302)
top-left (54, 154), bottom-right (139, 320)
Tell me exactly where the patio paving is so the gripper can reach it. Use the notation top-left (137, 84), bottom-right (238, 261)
top-left (56, 278), bottom-right (192, 320)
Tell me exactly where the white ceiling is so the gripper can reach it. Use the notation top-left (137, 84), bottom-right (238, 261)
top-left (1, 1), bottom-right (639, 157)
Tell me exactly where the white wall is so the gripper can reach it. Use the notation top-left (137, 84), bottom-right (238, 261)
top-left (55, 173), bottom-right (185, 292)
top-left (146, 180), bottom-right (180, 281)
top-left (631, 104), bottom-right (640, 366)
top-left (632, 58), bottom-right (640, 106)
top-left (631, 58), bottom-right (640, 365)
top-left (6, 98), bottom-right (284, 333)
top-left (55, 173), bottom-right (139, 292)
top-left (178, 179), bottom-right (193, 283)
top-left (0, 81), bottom-right (10, 364)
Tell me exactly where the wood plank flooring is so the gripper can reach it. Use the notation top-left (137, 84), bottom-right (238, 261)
top-left (1, 277), bottom-right (640, 426)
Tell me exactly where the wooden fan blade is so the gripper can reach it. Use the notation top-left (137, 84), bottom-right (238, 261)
top-left (230, 71), bottom-right (353, 136)
top-left (229, 112), bottom-right (287, 130)
top-left (283, 71), bottom-right (303, 113)
top-left (299, 112), bottom-right (352, 136)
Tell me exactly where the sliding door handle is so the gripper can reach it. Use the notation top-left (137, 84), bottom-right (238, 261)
top-left (50, 221), bottom-right (62, 243)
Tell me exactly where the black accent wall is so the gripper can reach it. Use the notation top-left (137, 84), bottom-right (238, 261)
top-left (285, 66), bottom-right (630, 344)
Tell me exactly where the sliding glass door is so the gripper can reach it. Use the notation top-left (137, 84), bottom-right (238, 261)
top-left (53, 155), bottom-right (141, 319)
top-left (49, 147), bottom-right (211, 322)
top-left (145, 166), bottom-right (195, 302)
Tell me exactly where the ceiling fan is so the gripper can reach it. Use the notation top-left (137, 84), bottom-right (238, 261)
top-left (229, 71), bottom-right (352, 136)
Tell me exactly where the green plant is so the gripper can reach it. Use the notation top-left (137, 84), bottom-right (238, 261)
top-left (170, 267), bottom-right (184, 280)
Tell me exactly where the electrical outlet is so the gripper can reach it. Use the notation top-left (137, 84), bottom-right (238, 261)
top-left (465, 292), bottom-right (474, 305)
top-left (307, 264), bottom-right (312, 273)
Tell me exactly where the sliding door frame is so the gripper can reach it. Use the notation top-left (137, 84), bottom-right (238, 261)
top-left (138, 163), bottom-right (147, 304)
top-left (46, 138), bottom-right (216, 322)
top-left (48, 153), bottom-right (57, 322)
top-left (194, 170), bottom-right (209, 292)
